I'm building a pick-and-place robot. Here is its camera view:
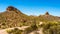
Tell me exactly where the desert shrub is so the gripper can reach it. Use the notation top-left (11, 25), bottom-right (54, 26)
top-left (24, 24), bottom-right (38, 34)
top-left (43, 22), bottom-right (60, 34)
top-left (6, 28), bottom-right (23, 34)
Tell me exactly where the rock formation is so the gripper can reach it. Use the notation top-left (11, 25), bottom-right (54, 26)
top-left (45, 12), bottom-right (49, 15)
top-left (6, 6), bottom-right (17, 11)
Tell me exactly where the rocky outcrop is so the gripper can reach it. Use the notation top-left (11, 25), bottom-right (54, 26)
top-left (6, 6), bottom-right (24, 15)
top-left (6, 6), bottom-right (12, 11)
top-left (6, 6), bottom-right (17, 11)
top-left (45, 12), bottom-right (49, 16)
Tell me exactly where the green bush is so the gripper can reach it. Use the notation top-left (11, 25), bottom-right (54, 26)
top-left (6, 28), bottom-right (23, 34)
top-left (43, 22), bottom-right (60, 34)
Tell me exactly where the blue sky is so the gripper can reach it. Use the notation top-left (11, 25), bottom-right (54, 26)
top-left (0, 0), bottom-right (60, 16)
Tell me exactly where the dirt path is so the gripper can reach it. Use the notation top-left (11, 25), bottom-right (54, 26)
top-left (0, 26), bottom-right (44, 34)
top-left (0, 29), bottom-right (8, 34)
top-left (37, 28), bottom-right (44, 34)
top-left (0, 26), bottom-right (29, 34)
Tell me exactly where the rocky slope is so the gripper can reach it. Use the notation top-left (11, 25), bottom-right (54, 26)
top-left (0, 6), bottom-right (60, 29)
top-left (38, 12), bottom-right (60, 21)
top-left (0, 6), bottom-right (30, 29)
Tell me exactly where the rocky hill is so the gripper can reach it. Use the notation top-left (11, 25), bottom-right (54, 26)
top-left (38, 12), bottom-right (60, 22)
top-left (0, 6), bottom-right (31, 29)
top-left (0, 6), bottom-right (60, 29)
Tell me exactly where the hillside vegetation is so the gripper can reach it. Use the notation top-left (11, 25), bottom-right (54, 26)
top-left (0, 6), bottom-right (60, 34)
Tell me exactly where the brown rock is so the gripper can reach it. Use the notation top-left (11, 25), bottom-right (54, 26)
top-left (6, 6), bottom-right (17, 11)
top-left (45, 12), bottom-right (49, 15)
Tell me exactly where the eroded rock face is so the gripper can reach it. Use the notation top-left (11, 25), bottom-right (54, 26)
top-left (6, 6), bottom-right (17, 11)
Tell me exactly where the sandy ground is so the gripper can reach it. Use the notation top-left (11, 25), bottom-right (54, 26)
top-left (0, 26), bottom-right (29, 34)
top-left (0, 26), bottom-right (43, 34)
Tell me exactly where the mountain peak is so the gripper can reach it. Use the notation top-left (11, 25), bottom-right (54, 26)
top-left (6, 6), bottom-right (23, 14)
top-left (6, 6), bottom-right (17, 11)
top-left (45, 12), bottom-right (49, 15)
